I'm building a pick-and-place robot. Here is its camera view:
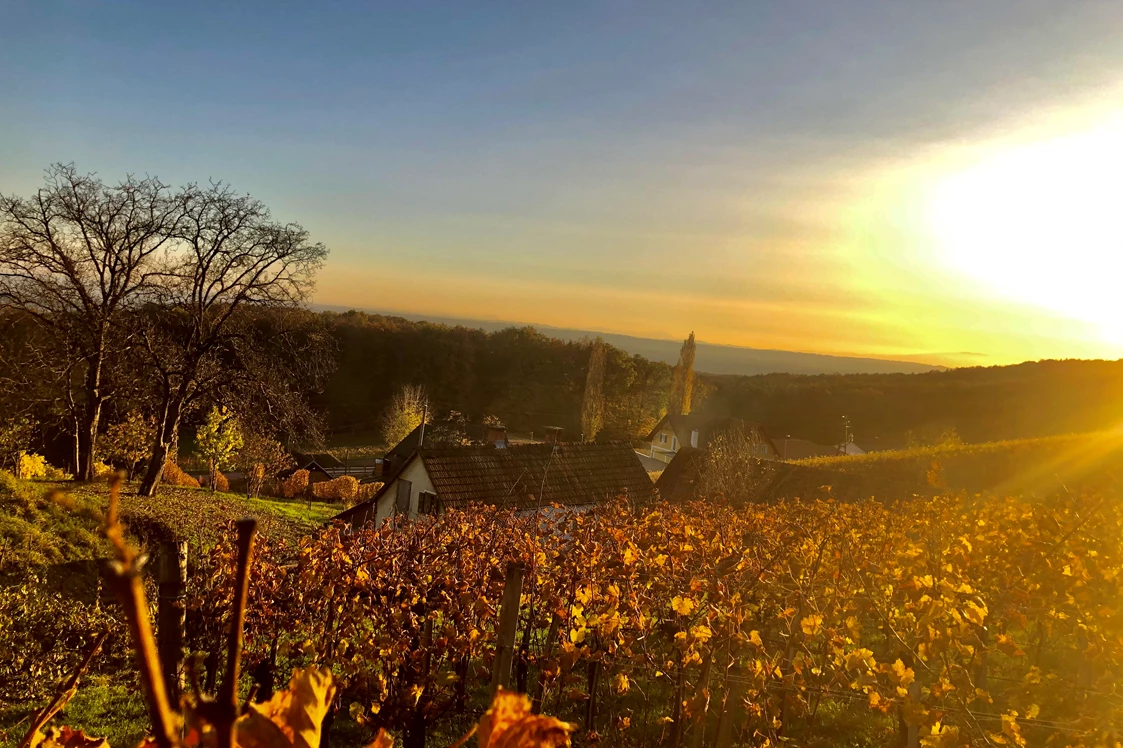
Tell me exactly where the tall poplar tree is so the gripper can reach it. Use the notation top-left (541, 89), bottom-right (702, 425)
top-left (580, 337), bottom-right (606, 441)
top-left (668, 332), bottom-right (696, 416)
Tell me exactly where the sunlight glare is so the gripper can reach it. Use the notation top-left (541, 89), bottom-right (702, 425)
top-left (927, 116), bottom-right (1123, 344)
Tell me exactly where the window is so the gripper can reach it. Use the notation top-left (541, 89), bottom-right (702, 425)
top-left (418, 491), bottom-right (440, 516)
top-left (659, 433), bottom-right (668, 444)
top-left (671, 437), bottom-right (678, 451)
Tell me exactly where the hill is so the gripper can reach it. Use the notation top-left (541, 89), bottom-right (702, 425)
top-left (698, 359), bottom-right (1123, 448)
top-left (794, 431), bottom-right (1123, 495)
top-left (316, 311), bottom-right (1123, 450)
top-left (313, 305), bottom-right (941, 375)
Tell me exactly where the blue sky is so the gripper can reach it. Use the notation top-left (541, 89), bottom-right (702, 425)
top-left (3, 1), bottom-right (1123, 364)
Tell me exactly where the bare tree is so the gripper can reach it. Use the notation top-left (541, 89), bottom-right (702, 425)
top-left (698, 423), bottom-right (777, 504)
top-left (668, 331), bottom-right (696, 416)
top-left (580, 337), bottom-right (606, 441)
top-left (0, 165), bottom-right (179, 479)
top-left (136, 181), bottom-right (328, 496)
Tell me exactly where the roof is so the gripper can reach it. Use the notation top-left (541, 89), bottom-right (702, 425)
top-left (291, 451), bottom-right (344, 470)
top-left (342, 442), bottom-right (654, 519)
top-left (777, 438), bottom-right (841, 460)
top-left (385, 421), bottom-right (508, 461)
top-left (654, 446), bottom-right (706, 502)
top-left (646, 414), bottom-right (778, 454)
top-left (653, 446), bottom-right (935, 504)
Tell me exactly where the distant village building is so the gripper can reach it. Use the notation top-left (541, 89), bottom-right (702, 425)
top-left (336, 442), bottom-right (654, 528)
top-left (645, 415), bottom-right (778, 465)
top-left (382, 419), bottom-right (508, 478)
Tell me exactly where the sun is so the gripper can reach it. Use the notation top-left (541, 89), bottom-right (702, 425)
top-left (925, 115), bottom-right (1123, 344)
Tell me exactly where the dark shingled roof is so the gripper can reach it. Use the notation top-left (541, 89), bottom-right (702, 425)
top-left (420, 443), bottom-right (653, 507)
top-left (654, 446), bottom-right (706, 502)
top-left (337, 443), bottom-right (654, 524)
top-left (653, 446), bottom-right (936, 504)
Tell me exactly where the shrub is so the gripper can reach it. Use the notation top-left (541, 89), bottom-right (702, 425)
top-left (356, 481), bottom-right (383, 503)
top-left (213, 470), bottom-right (230, 493)
top-left (93, 460), bottom-right (116, 478)
top-left (312, 475), bottom-right (359, 503)
top-left (162, 460), bottom-right (200, 488)
top-left (17, 451), bottom-right (48, 479)
top-left (280, 469), bottom-right (309, 499)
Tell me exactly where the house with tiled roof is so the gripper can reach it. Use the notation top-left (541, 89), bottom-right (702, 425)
top-left (645, 414), bottom-right (778, 465)
top-left (334, 442), bottom-right (654, 528)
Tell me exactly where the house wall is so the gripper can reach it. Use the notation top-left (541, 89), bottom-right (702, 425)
top-left (373, 457), bottom-right (437, 523)
top-left (649, 422), bottom-right (679, 464)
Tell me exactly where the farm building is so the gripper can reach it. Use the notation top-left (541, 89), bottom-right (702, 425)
top-left (645, 414), bottom-right (778, 465)
top-left (336, 442), bottom-right (653, 528)
top-left (280, 451), bottom-right (343, 484)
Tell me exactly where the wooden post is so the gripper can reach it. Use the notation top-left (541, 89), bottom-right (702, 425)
top-left (156, 540), bottom-right (188, 702)
top-left (688, 651), bottom-right (714, 748)
top-left (585, 660), bottom-right (601, 731)
top-left (906, 681), bottom-right (921, 748)
top-left (974, 626), bottom-right (988, 694)
top-left (714, 665), bottom-right (748, 748)
top-left (490, 562), bottom-right (525, 696)
top-left (531, 612), bottom-right (562, 713)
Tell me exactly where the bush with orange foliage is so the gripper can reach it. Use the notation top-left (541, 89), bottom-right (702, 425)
top-left (311, 475), bottom-right (358, 503)
top-left (280, 468), bottom-right (309, 499)
top-left (162, 460), bottom-right (200, 488)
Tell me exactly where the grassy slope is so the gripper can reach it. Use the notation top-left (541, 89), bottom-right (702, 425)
top-left (0, 475), bottom-right (339, 746)
top-left (793, 431), bottom-right (1123, 494)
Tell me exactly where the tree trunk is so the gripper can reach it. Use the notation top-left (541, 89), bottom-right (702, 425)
top-left (78, 352), bottom-right (105, 481)
top-left (140, 398), bottom-right (182, 497)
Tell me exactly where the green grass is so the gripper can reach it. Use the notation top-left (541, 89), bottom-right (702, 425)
top-left (1, 472), bottom-right (339, 572)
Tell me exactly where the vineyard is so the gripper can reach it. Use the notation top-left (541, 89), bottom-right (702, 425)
top-left (6, 475), bottom-right (1121, 747)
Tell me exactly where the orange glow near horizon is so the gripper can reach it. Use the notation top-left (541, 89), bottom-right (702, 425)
top-left (315, 98), bottom-right (1123, 369)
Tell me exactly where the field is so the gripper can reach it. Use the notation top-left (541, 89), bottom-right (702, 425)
top-left (794, 430), bottom-right (1123, 495)
top-left (3, 466), bottom-right (1120, 747)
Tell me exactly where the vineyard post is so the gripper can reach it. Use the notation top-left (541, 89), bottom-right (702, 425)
top-left (687, 650), bottom-right (714, 748)
top-left (906, 680), bottom-right (921, 748)
top-left (157, 539), bottom-right (188, 702)
top-left (489, 561), bottom-right (525, 695)
top-left (531, 611), bottom-right (562, 713)
top-left (714, 664), bottom-right (748, 748)
top-left (585, 660), bottom-right (601, 731)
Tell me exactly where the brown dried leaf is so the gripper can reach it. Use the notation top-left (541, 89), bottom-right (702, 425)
top-left (31, 726), bottom-right (109, 748)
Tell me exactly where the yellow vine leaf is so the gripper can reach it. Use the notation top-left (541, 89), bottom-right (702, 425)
top-left (671, 596), bottom-right (695, 616)
top-left (800, 614), bottom-right (823, 636)
top-left (476, 689), bottom-right (576, 748)
top-left (236, 666), bottom-right (336, 748)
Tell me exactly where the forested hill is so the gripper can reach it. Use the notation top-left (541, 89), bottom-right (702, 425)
top-left (698, 360), bottom-right (1123, 449)
top-left (317, 311), bottom-right (1123, 449)
top-left (317, 311), bottom-right (671, 441)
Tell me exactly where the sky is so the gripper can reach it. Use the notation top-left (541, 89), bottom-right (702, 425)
top-left (2, 1), bottom-right (1122, 367)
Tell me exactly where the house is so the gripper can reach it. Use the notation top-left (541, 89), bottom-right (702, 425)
top-left (335, 442), bottom-right (654, 528)
top-left (281, 451), bottom-right (342, 484)
top-left (382, 419), bottom-right (508, 478)
top-left (645, 415), bottom-right (778, 465)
